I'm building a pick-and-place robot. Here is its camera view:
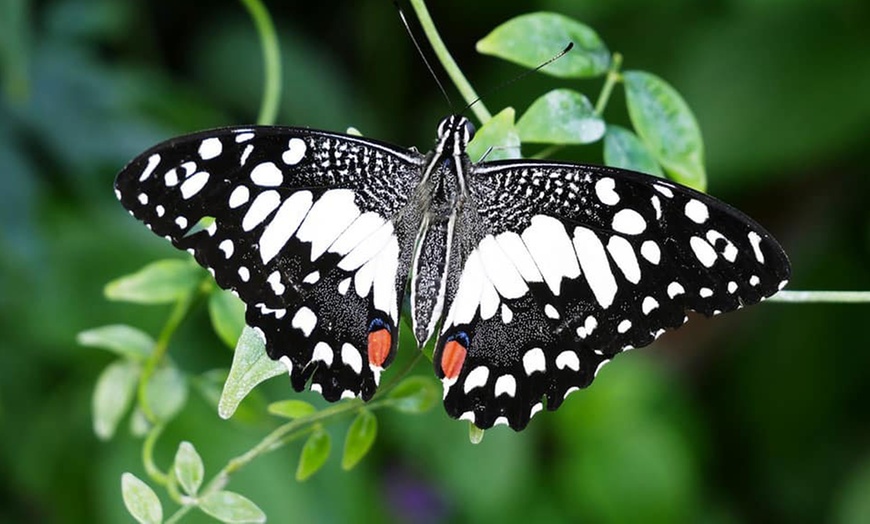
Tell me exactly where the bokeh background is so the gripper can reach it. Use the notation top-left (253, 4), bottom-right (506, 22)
top-left (2, 0), bottom-right (870, 522)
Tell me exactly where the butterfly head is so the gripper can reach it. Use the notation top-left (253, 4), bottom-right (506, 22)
top-left (435, 115), bottom-right (476, 156)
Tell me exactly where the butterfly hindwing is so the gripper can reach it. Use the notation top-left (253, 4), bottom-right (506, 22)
top-left (115, 126), bottom-right (425, 400)
top-left (434, 161), bottom-right (790, 430)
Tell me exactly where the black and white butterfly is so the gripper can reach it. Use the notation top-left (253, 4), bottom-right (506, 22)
top-left (115, 115), bottom-right (790, 430)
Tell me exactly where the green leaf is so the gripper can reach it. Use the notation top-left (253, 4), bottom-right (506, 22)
top-left (342, 409), bottom-right (377, 470)
top-left (835, 454), bottom-right (870, 524)
top-left (517, 89), bottom-right (605, 144)
top-left (145, 365), bottom-right (188, 423)
top-left (386, 376), bottom-right (438, 414)
top-left (267, 399), bottom-right (317, 420)
top-left (77, 324), bottom-right (155, 361)
top-left (121, 472), bottom-right (163, 524)
top-left (603, 125), bottom-right (665, 178)
top-left (466, 107), bottom-right (521, 162)
top-left (469, 423), bottom-right (485, 445)
top-left (208, 289), bottom-right (246, 348)
top-left (105, 259), bottom-right (202, 304)
top-left (173, 441), bottom-right (204, 496)
top-left (477, 12), bottom-right (610, 78)
top-left (129, 406), bottom-right (151, 438)
top-left (199, 490), bottom-right (266, 523)
top-left (296, 428), bottom-right (331, 481)
top-left (623, 70), bottom-right (706, 190)
top-left (92, 360), bottom-right (140, 440)
top-left (219, 326), bottom-right (285, 419)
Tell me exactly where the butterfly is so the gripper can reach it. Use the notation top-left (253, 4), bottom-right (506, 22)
top-left (114, 115), bottom-right (790, 430)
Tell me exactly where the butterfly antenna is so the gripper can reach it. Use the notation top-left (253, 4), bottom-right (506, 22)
top-left (461, 42), bottom-right (574, 116)
top-left (393, 1), bottom-right (454, 111)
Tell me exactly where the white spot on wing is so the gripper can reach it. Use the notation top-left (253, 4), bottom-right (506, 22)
top-left (748, 231), bottom-right (765, 263)
top-left (238, 266), bottom-right (250, 282)
top-left (283, 138), bottom-right (306, 165)
top-left (500, 303), bottom-right (513, 324)
top-left (250, 162), bottom-right (283, 187)
top-left (700, 287), bottom-right (713, 298)
top-left (218, 239), bottom-right (234, 258)
top-left (595, 177), bottom-right (619, 205)
top-left (341, 343), bottom-right (363, 374)
top-left (338, 219), bottom-right (394, 272)
top-left (606, 235), bottom-right (641, 284)
top-left (494, 375), bottom-right (517, 398)
top-left (685, 199), bottom-right (709, 224)
top-left (138, 193), bottom-right (148, 205)
top-left (522, 215), bottom-right (580, 296)
top-left (478, 235), bottom-right (528, 299)
top-left (330, 212), bottom-right (386, 256)
top-left (654, 184), bottom-right (674, 198)
top-left (463, 366), bottom-right (490, 393)
top-left (242, 190), bottom-right (281, 231)
top-left (573, 226), bottom-right (617, 309)
top-left (337, 277), bottom-right (351, 295)
top-left (302, 271), bottom-right (320, 285)
top-left (750, 275), bottom-right (760, 286)
top-left (494, 231), bottom-right (543, 283)
top-left (175, 216), bottom-right (188, 229)
top-left (618, 319), bottom-right (632, 333)
top-left (267, 271), bottom-right (285, 295)
top-left (228, 186), bottom-right (250, 208)
top-left (140, 154), bottom-right (160, 181)
top-left (555, 351), bottom-right (580, 371)
top-left (198, 137), bottom-right (222, 160)
top-left (180, 171), bottom-right (210, 199)
top-left (544, 304), bottom-right (560, 319)
top-left (279, 356), bottom-right (293, 377)
top-left (690, 236), bottom-right (718, 267)
top-left (667, 281), bottom-right (685, 298)
top-left (259, 190), bottom-right (313, 263)
top-left (640, 240), bottom-right (661, 265)
top-left (155, 205), bottom-right (165, 217)
top-left (612, 209), bottom-right (646, 235)
top-left (292, 307), bottom-right (317, 336)
top-left (311, 341), bottom-right (333, 366)
top-left (642, 296), bottom-right (659, 314)
top-left (296, 190), bottom-right (361, 261)
top-left (523, 348), bottom-right (546, 375)
top-left (235, 132), bottom-right (254, 143)
top-left (728, 281), bottom-right (738, 293)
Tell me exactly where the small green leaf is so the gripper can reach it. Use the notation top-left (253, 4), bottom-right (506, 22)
top-left (477, 12), bottom-right (610, 78)
top-left (92, 360), bottom-right (140, 440)
top-left (466, 107), bottom-right (521, 162)
top-left (517, 89), bottom-right (605, 144)
top-left (296, 428), bottom-right (331, 481)
top-left (219, 326), bottom-right (285, 419)
top-left (208, 289), bottom-right (246, 348)
top-left (386, 376), bottom-right (438, 414)
top-left (129, 406), bottom-right (151, 438)
top-left (145, 365), bottom-right (188, 423)
top-left (342, 409), bottom-right (377, 470)
top-left (469, 423), bottom-right (485, 445)
top-left (174, 441), bottom-right (204, 496)
top-left (77, 324), bottom-right (155, 361)
top-left (267, 399), bottom-right (317, 420)
top-left (105, 259), bottom-right (202, 304)
top-left (623, 70), bottom-right (706, 190)
top-left (346, 126), bottom-right (362, 136)
top-left (603, 125), bottom-right (665, 178)
top-left (199, 490), bottom-right (266, 523)
top-left (121, 472), bottom-right (163, 524)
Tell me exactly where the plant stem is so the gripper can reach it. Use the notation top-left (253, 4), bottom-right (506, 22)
top-left (239, 0), bottom-right (281, 125)
top-left (142, 424), bottom-right (168, 485)
top-left (594, 52), bottom-right (622, 116)
top-left (409, 0), bottom-right (491, 123)
top-left (768, 290), bottom-right (870, 303)
top-left (136, 285), bottom-right (200, 423)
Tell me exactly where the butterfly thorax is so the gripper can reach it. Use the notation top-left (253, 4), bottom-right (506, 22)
top-left (409, 115), bottom-right (474, 347)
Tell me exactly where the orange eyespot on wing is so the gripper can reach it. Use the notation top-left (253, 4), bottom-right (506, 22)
top-left (440, 340), bottom-right (467, 380)
top-left (367, 328), bottom-right (391, 367)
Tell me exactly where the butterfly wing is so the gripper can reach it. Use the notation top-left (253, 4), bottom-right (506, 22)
top-left (435, 161), bottom-right (791, 430)
top-left (115, 126), bottom-right (425, 400)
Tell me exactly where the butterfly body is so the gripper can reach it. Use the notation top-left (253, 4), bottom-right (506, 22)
top-left (115, 115), bottom-right (790, 430)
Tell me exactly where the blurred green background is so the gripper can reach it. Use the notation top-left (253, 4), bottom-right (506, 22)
top-left (2, 0), bottom-right (869, 522)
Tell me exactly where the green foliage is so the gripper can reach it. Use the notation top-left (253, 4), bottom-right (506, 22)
top-left (173, 441), bottom-right (204, 496)
top-left (121, 473), bottom-right (163, 524)
top-left (516, 89), bottom-right (605, 144)
top-left (92, 359), bottom-right (140, 440)
top-left (341, 409), bottom-right (378, 470)
top-left (208, 289), bottom-right (246, 348)
top-left (77, 324), bottom-right (155, 361)
top-left (385, 376), bottom-right (439, 414)
top-left (466, 107), bottom-right (521, 162)
top-left (296, 428), bottom-right (331, 481)
top-left (199, 491), bottom-right (267, 523)
top-left (603, 125), bottom-right (665, 178)
top-left (267, 399), bottom-right (317, 420)
top-left (218, 326), bottom-right (285, 419)
top-left (477, 12), bottom-right (610, 78)
top-left (105, 259), bottom-right (203, 304)
top-left (623, 71), bottom-right (706, 190)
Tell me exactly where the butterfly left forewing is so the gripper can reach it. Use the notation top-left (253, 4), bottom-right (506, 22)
top-left (115, 126), bottom-right (425, 400)
top-left (434, 160), bottom-right (790, 430)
